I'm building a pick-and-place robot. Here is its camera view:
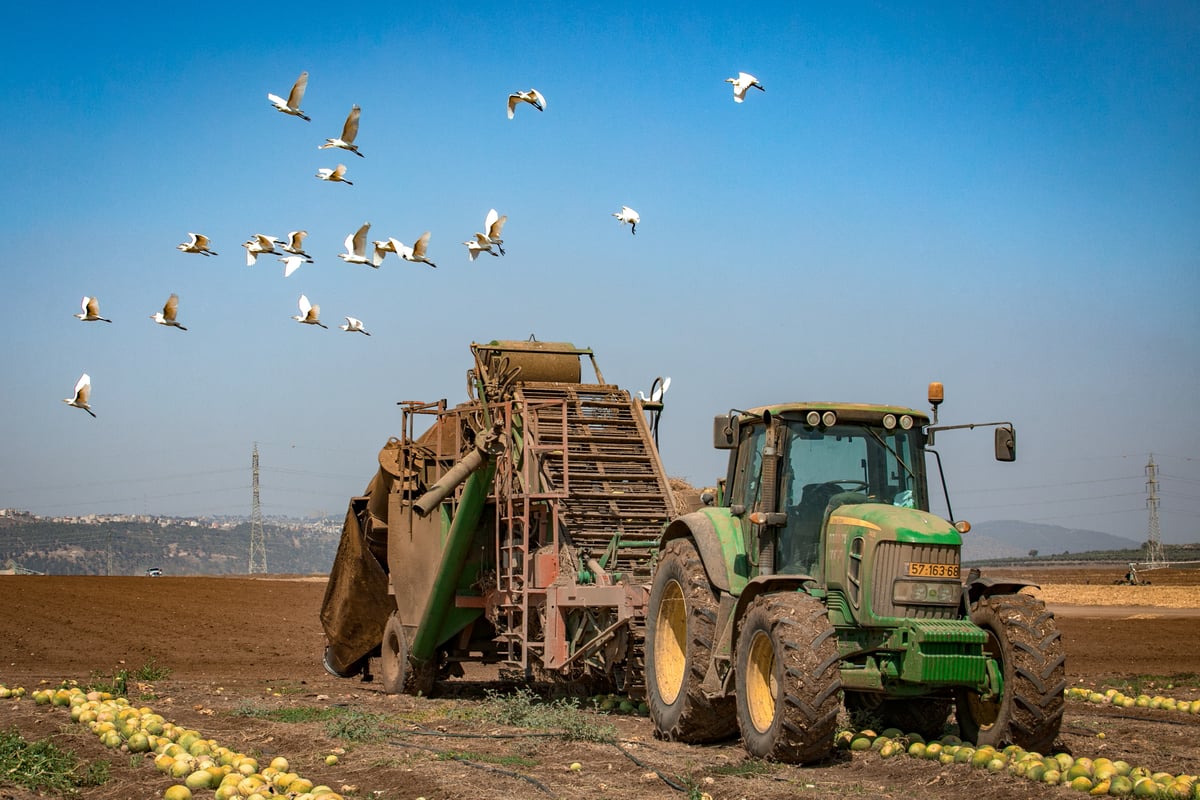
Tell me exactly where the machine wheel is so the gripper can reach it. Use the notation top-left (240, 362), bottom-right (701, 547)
top-left (955, 593), bottom-right (1066, 752)
top-left (845, 692), bottom-right (952, 741)
top-left (735, 592), bottom-right (842, 763)
top-left (380, 613), bottom-right (436, 696)
top-left (646, 538), bottom-right (738, 743)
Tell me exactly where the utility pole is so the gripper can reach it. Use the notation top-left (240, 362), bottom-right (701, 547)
top-left (1145, 454), bottom-right (1166, 569)
top-left (249, 443), bottom-right (267, 574)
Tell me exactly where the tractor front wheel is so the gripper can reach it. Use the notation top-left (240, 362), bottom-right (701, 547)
top-left (380, 613), bottom-right (436, 696)
top-left (955, 593), bottom-right (1066, 752)
top-left (735, 592), bottom-right (842, 763)
top-left (646, 538), bottom-right (738, 742)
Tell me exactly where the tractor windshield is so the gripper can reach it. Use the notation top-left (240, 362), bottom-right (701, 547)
top-left (776, 420), bottom-right (926, 574)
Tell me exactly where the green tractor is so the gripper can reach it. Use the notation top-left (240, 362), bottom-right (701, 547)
top-left (646, 383), bottom-right (1065, 762)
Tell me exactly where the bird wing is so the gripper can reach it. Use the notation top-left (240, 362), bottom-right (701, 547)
top-left (307, 303), bottom-right (321, 322)
top-left (195, 234), bottom-right (210, 249)
top-left (281, 256), bottom-right (303, 278)
top-left (413, 231), bottom-right (431, 257)
top-left (341, 105), bottom-right (360, 143)
top-left (490, 214), bottom-right (507, 239)
top-left (85, 296), bottom-right (100, 317)
top-left (485, 208), bottom-right (498, 232)
top-left (81, 296), bottom-right (91, 313)
top-left (351, 222), bottom-right (370, 255)
top-left (529, 89), bottom-right (546, 110)
top-left (332, 164), bottom-right (347, 179)
top-left (185, 232), bottom-right (200, 247)
top-left (298, 294), bottom-right (312, 315)
top-left (287, 71), bottom-right (308, 108)
top-left (507, 94), bottom-right (519, 119)
top-left (317, 168), bottom-right (332, 179)
top-left (267, 93), bottom-right (287, 108)
top-left (164, 294), bottom-right (180, 321)
top-left (74, 373), bottom-right (90, 396)
top-left (474, 232), bottom-right (490, 246)
top-left (287, 230), bottom-right (307, 249)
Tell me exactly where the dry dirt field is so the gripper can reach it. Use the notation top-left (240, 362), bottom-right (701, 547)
top-left (1, 566), bottom-right (1199, 800)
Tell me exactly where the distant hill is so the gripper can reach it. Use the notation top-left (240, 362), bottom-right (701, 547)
top-left (0, 512), bottom-right (341, 576)
top-left (964, 520), bottom-right (1140, 563)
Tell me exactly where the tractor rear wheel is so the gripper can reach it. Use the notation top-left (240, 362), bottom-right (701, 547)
top-left (380, 613), bottom-right (436, 696)
top-left (955, 593), bottom-right (1066, 752)
top-left (646, 538), bottom-right (738, 742)
top-left (735, 592), bottom-right (842, 763)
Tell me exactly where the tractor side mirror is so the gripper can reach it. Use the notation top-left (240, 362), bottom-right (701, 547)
top-left (995, 426), bottom-right (1016, 462)
top-left (713, 414), bottom-right (737, 449)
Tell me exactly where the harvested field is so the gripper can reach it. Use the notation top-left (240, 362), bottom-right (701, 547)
top-left (1, 566), bottom-right (1198, 800)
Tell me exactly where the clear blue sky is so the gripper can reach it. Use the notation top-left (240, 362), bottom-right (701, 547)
top-left (1, 2), bottom-right (1197, 543)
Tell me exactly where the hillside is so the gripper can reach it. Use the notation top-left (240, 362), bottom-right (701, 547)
top-left (965, 520), bottom-right (1141, 562)
top-left (0, 512), bottom-right (340, 576)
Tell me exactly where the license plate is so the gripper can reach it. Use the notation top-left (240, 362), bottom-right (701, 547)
top-left (906, 562), bottom-right (960, 578)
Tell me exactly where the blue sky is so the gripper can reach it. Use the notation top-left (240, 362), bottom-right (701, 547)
top-left (2, 2), bottom-right (1197, 544)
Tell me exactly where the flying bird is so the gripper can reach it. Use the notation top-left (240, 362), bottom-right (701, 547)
top-left (339, 316), bottom-right (371, 335)
top-left (177, 232), bottom-right (217, 256)
top-left (292, 294), bottom-right (327, 328)
top-left (340, 222), bottom-right (383, 267)
top-left (320, 104), bottom-right (364, 157)
top-left (396, 231), bottom-right (438, 268)
top-left (280, 230), bottom-right (312, 260)
top-left (613, 206), bottom-right (640, 234)
top-left (279, 255), bottom-right (307, 278)
top-left (151, 294), bottom-right (187, 330)
top-left (463, 232), bottom-right (500, 261)
top-left (267, 71), bottom-right (310, 121)
top-left (315, 164), bottom-right (353, 185)
top-left (75, 296), bottom-right (111, 323)
top-left (637, 376), bottom-right (672, 403)
top-left (63, 373), bottom-right (96, 418)
top-left (725, 72), bottom-right (765, 103)
top-left (243, 234), bottom-right (283, 266)
top-left (507, 89), bottom-right (546, 119)
top-left (484, 208), bottom-right (507, 255)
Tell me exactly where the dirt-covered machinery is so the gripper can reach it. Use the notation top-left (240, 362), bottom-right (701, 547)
top-left (320, 339), bottom-right (677, 696)
top-left (645, 384), bottom-right (1067, 763)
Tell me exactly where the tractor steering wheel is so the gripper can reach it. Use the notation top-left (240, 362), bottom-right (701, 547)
top-left (827, 480), bottom-right (868, 492)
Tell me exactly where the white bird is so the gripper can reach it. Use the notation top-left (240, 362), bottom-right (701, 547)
top-left (320, 104), bottom-right (364, 157)
top-left (315, 164), bottom-right (353, 185)
top-left (63, 373), bottom-right (96, 418)
top-left (613, 206), bottom-right (640, 234)
top-left (292, 294), bottom-right (327, 328)
top-left (177, 232), bottom-right (217, 256)
top-left (75, 296), bottom-right (111, 323)
top-left (243, 234), bottom-right (283, 266)
top-left (463, 232), bottom-right (500, 261)
top-left (725, 71), bottom-right (765, 103)
top-left (339, 316), bottom-right (371, 335)
top-left (267, 71), bottom-right (310, 121)
top-left (507, 89), bottom-right (546, 119)
top-left (340, 222), bottom-right (383, 267)
top-left (280, 230), bottom-right (312, 260)
top-left (279, 255), bottom-right (307, 278)
top-left (395, 231), bottom-right (438, 268)
top-left (484, 208), bottom-right (507, 255)
top-left (151, 293), bottom-right (187, 331)
top-left (637, 376), bottom-right (672, 403)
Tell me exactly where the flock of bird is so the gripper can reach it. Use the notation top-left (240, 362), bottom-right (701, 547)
top-left (62, 69), bottom-right (765, 419)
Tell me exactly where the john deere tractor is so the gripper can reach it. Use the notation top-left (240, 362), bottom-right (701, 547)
top-left (646, 383), bottom-right (1065, 762)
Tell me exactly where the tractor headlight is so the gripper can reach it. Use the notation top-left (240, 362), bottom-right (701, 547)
top-left (893, 580), bottom-right (960, 606)
top-left (883, 414), bottom-right (897, 429)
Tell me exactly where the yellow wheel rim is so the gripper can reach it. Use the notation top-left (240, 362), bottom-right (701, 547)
top-left (654, 579), bottom-right (686, 705)
top-left (746, 629), bottom-right (778, 733)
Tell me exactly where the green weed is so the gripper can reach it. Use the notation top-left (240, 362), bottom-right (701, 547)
top-left (0, 727), bottom-right (109, 793)
top-left (480, 688), bottom-right (617, 743)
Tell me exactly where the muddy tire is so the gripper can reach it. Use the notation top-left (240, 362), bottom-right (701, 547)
top-left (845, 692), bottom-right (953, 741)
top-left (735, 592), bottom-right (842, 763)
top-left (955, 593), bottom-right (1066, 752)
top-left (380, 613), bottom-right (436, 696)
top-left (646, 538), bottom-right (738, 742)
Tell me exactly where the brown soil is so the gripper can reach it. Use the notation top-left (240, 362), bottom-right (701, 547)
top-left (1, 570), bottom-right (1198, 800)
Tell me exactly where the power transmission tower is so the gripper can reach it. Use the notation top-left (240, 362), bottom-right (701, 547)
top-left (1144, 454), bottom-right (1166, 569)
top-left (249, 443), bottom-right (267, 574)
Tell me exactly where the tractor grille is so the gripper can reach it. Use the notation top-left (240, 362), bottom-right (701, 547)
top-left (872, 541), bottom-right (961, 620)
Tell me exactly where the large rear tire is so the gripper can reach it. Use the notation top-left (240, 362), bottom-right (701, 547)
top-left (955, 593), bottom-right (1066, 752)
top-left (380, 613), bottom-right (436, 696)
top-left (735, 592), bottom-right (842, 763)
top-left (646, 538), bottom-right (738, 742)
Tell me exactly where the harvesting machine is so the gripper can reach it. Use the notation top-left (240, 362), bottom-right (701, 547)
top-left (320, 339), bottom-right (678, 697)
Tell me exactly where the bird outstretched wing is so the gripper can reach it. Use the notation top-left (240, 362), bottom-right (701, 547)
top-left (288, 72), bottom-right (308, 108)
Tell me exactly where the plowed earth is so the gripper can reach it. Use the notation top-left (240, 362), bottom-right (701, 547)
top-left (1, 567), bottom-right (1198, 800)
